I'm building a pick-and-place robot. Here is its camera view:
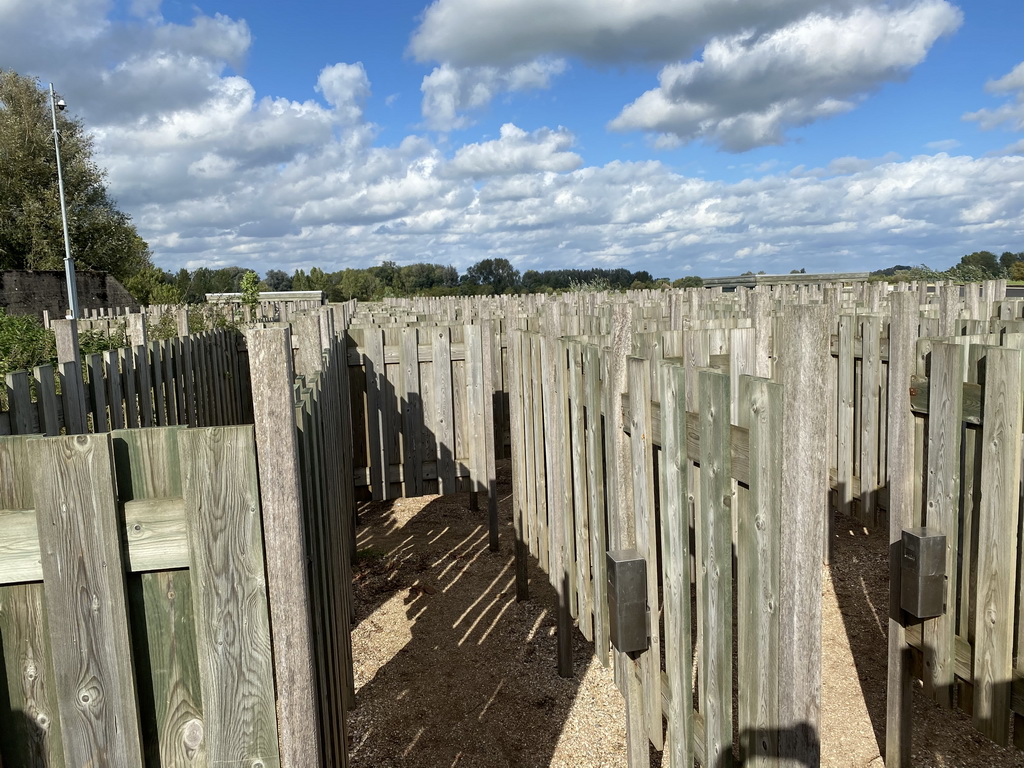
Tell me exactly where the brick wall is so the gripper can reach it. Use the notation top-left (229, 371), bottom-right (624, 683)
top-left (0, 270), bottom-right (139, 320)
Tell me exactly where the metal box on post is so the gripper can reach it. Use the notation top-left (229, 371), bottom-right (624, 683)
top-left (606, 549), bottom-right (648, 653)
top-left (900, 527), bottom-right (946, 619)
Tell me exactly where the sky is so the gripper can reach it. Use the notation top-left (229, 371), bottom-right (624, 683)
top-left (2, 0), bottom-right (1023, 279)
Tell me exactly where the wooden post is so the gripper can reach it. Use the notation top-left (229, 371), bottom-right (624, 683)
top-left (886, 291), bottom-right (917, 767)
top-left (246, 327), bottom-right (322, 767)
top-left (777, 304), bottom-right (828, 766)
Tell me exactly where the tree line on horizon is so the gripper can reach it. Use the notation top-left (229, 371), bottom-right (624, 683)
top-left (121, 258), bottom-right (708, 306)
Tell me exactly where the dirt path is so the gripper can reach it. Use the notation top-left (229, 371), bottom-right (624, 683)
top-left (347, 464), bottom-right (1023, 767)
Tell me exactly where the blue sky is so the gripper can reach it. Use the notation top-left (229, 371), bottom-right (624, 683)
top-left (2, 0), bottom-right (1023, 278)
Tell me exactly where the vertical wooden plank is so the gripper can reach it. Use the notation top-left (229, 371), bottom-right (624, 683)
top-left (971, 345), bottom-right (1022, 745)
top-left (0, 436), bottom-right (64, 768)
top-left (860, 315), bottom-right (882, 525)
top-left (480, 319), bottom-right (500, 552)
top-left (5, 372), bottom-right (34, 435)
top-left (657, 361), bottom-right (693, 768)
top-left (33, 365), bottom-right (61, 436)
top-left (163, 339), bottom-right (178, 426)
top-left (698, 369), bottom-right (733, 768)
top-left (886, 291), bottom-right (917, 767)
top-left (137, 344), bottom-right (155, 428)
top-left (178, 426), bottom-right (282, 768)
top-left (920, 342), bottom-right (964, 709)
top-left (86, 354), bottom-right (108, 433)
top-left (104, 351), bottom-right (125, 431)
top-left (837, 315), bottom-right (855, 518)
top-left (568, 342), bottom-right (593, 640)
top-left (530, 334), bottom-right (548, 570)
top-left (540, 333), bottom-right (573, 679)
top-left (362, 327), bottom-right (386, 500)
top-left (111, 427), bottom-right (206, 768)
top-left (151, 342), bottom-right (167, 427)
top-left (738, 375), bottom-right (782, 766)
top-left (778, 305), bottom-right (828, 766)
top-left (399, 326), bottom-right (424, 497)
top-left (245, 329), bottom-right (322, 767)
top-left (628, 356), bottom-right (663, 751)
top-left (584, 343), bottom-right (610, 667)
top-left (30, 434), bottom-right (144, 767)
top-left (431, 326), bottom-right (457, 494)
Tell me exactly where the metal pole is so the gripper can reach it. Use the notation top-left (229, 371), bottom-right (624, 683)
top-left (49, 82), bottom-right (79, 320)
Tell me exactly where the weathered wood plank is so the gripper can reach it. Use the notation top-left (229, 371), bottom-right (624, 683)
top-left (657, 360), bottom-right (693, 768)
top-left (737, 375), bottom-right (782, 766)
top-left (0, 435), bottom-right (64, 768)
top-left (698, 369), bottom-right (733, 768)
top-left (921, 342), bottom-right (964, 709)
top-left (628, 356), bottom-right (663, 750)
top-left (584, 343), bottom-right (609, 667)
top-left (178, 427), bottom-right (280, 767)
top-left (431, 327), bottom-right (457, 495)
top-left (778, 305), bottom-right (828, 766)
top-left (245, 329), bottom-right (321, 768)
top-left (30, 433), bottom-right (144, 768)
top-left (971, 345), bottom-right (1023, 745)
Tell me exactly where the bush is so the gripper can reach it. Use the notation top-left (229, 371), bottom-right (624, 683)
top-left (0, 308), bottom-right (56, 378)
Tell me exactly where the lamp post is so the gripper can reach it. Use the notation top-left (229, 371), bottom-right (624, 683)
top-left (49, 82), bottom-right (80, 321)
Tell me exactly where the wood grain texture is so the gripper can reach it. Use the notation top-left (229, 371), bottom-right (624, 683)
top-left (971, 345), bottom-right (1022, 745)
top-left (921, 342), bottom-right (964, 709)
top-left (30, 433), bottom-right (144, 768)
top-left (886, 290), bottom-right (918, 768)
top-left (777, 304), bottom-right (828, 766)
top-left (698, 369), bottom-right (733, 768)
top-left (111, 427), bottom-right (207, 768)
top-left (0, 435), bottom-right (64, 768)
top-left (657, 360), bottom-right (693, 768)
top-left (737, 375), bottom-right (782, 766)
top-left (245, 329), bottom-right (320, 768)
top-left (584, 343), bottom-right (609, 667)
top-left (178, 426), bottom-right (281, 768)
top-left (627, 356), bottom-right (663, 750)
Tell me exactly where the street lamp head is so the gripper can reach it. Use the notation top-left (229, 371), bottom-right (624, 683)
top-left (56, 98), bottom-right (66, 111)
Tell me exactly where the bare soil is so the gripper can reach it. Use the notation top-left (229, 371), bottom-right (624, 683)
top-left (347, 463), bottom-right (1023, 767)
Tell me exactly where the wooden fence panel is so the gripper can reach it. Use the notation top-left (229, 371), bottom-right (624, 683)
top-left (30, 434), bottom-right (145, 768)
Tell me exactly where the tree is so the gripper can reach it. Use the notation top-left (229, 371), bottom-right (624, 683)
top-left (240, 270), bottom-right (260, 316)
top-left (263, 269), bottom-right (292, 291)
top-left (0, 70), bottom-right (151, 281)
top-left (462, 258), bottom-right (521, 295)
top-left (958, 251), bottom-right (1001, 278)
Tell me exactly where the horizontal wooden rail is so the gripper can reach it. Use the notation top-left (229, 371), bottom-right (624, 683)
top-left (909, 374), bottom-right (983, 424)
top-left (620, 394), bottom-right (752, 485)
top-left (0, 496), bottom-right (189, 585)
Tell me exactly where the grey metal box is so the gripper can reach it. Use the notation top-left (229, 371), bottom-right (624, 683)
top-left (607, 549), bottom-right (648, 653)
top-left (901, 527), bottom-right (946, 619)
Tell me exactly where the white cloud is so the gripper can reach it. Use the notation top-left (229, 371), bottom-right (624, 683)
top-left (609, 1), bottom-right (962, 151)
top-left (317, 63), bottom-right (371, 124)
top-left (409, 0), bottom-right (859, 67)
top-left (445, 124), bottom-right (581, 177)
top-left (420, 59), bottom-right (566, 131)
top-left (964, 60), bottom-right (1024, 135)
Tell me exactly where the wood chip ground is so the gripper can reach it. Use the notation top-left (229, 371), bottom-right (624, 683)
top-left (348, 463), bottom-right (1023, 767)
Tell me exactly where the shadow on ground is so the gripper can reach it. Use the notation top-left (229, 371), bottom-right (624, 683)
top-left (346, 467), bottom-right (629, 768)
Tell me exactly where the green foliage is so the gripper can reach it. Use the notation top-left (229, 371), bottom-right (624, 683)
top-left (124, 266), bottom-right (181, 306)
top-left (0, 308), bottom-right (56, 386)
top-left (1010, 261), bottom-right (1024, 281)
top-left (240, 270), bottom-right (260, 315)
top-left (673, 276), bottom-right (703, 288)
top-left (0, 70), bottom-right (152, 281)
top-left (567, 277), bottom-right (612, 292)
top-left (78, 322), bottom-right (128, 357)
